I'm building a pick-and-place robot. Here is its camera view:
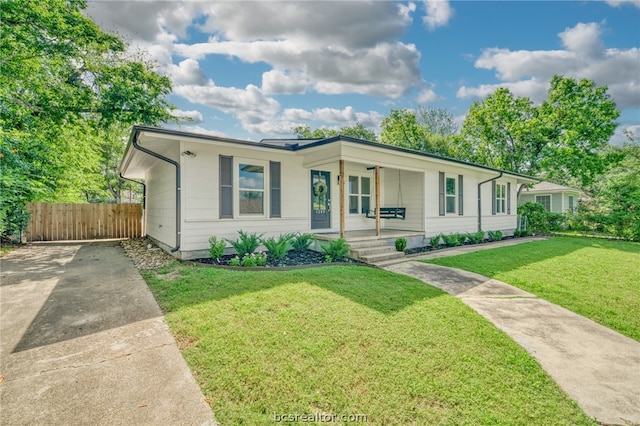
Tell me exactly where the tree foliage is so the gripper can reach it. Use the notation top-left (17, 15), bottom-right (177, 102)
top-left (459, 76), bottom-right (620, 186)
top-left (379, 107), bottom-right (457, 156)
top-left (292, 123), bottom-right (377, 141)
top-left (0, 0), bottom-right (175, 239)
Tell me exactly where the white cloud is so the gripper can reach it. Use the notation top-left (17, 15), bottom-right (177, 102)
top-left (422, 1), bottom-right (454, 31)
top-left (179, 125), bottom-right (227, 138)
top-left (460, 22), bottom-right (640, 108)
top-left (281, 108), bottom-right (314, 121)
top-left (171, 59), bottom-right (208, 86)
top-left (417, 86), bottom-right (439, 103)
top-left (172, 109), bottom-right (204, 124)
top-left (262, 69), bottom-right (308, 95)
top-left (606, 0), bottom-right (640, 8)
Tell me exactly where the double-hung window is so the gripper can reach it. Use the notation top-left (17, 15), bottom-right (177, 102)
top-left (349, 175), bottom-right (371, 214)
top-left (445, 176), bottom-right (457, 214)
top-left (239, 163), bottom-right (264, 215)
top-left (495, 183), bottom-right (506, 214)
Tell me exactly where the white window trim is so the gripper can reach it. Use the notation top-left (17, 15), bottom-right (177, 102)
top-left (236, 158), bottom-right (269, 217)
top-left (496, 182), bottom-right (507, 214)
top-left (348, 174), bottom-right (372, 215)
top-left (445, 174), bottom-right (457, 215)
top-left (535, 194), bottom-right (552, 212)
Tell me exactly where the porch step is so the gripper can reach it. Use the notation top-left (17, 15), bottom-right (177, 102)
top-left (349, 242), bottom-right (405, 264)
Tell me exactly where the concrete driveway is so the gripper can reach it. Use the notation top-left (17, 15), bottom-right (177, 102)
top-left (386, 261), bottom-right (640, 426)
top-left (0, 241), bottom-right (216, 426)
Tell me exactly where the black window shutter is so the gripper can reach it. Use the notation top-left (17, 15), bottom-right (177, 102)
top-left (507, 182), bottom-right (511, 214)
top-left (219, 155), bottom-right (233, 218)
top-left (458, 175), bottom-right (464, 216)
top-left (270, 161), bottom-right (281, 218)
top-left (491, 180), bottom-right (496, 215)
top-left (438, 172), bottom-right (445, 216)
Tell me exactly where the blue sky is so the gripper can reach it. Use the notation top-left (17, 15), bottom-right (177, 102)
top-left (87, 1), bottom-right (640, 143)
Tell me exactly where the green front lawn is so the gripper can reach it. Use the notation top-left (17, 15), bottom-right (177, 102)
top-left (145, 265), bottom-right (593, 425)
top-left (426, 237), bottom-right (640, 341)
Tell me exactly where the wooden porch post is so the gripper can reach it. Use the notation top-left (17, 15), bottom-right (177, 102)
top-left (375, 165), bottom-right (381, 236)
top-left (339, 160), bottom-right (345, 238)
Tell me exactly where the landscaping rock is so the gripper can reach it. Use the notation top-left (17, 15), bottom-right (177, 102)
top-left (121, 238), bottom-right (176, 270)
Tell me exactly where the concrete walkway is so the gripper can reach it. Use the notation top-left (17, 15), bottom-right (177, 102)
top-left (385, 261), bottom-right (640, 426)
top-left (0, 242), bottom-right (216, 426)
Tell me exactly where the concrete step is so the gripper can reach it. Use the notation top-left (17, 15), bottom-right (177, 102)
top-left (347, 239), bottom-right (389, 249)
top-left (350, 245), bottom-right (397, 257)
top-left (359, 251), bottom-right (405, 263)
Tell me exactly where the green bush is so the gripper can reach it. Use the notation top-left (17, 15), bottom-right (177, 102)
top-left (395, 237), bottom-right (407, 252)
top-left (466, 231), bottom-right (485, 244)
top-left (261, 234), bottom-right (293, 261)
top-left (239, 252), bottom-right (267, 267)
top-left (291, 233), bottom-right (315, 251)
top-left (442, 233), bottom-right (463, 247)
top-left (320, 238), bottom-right (350, 262)
top-left (487, 230), bottom-right (503, 242)
top-left (226, 230), bottom-right (263, 257)
top-left (208, 236), bottom-right (226, 260)
top-left (429, 234), bottom-right (442, 249)
top-left (517, 202), bottom-right (549, 233)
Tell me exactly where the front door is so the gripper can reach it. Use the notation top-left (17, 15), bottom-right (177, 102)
top-left (311, 170), bottom-right (331, 229)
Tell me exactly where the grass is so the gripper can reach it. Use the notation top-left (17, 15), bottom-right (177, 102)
top-left (425, 237), bottom-right (640, 341)
top-left (145, 264), bottom-right (594, 425)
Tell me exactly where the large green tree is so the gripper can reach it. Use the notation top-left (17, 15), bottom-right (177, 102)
top-left (379, 107), bottom-right (457, 156)
top-left (459, 76), bottom-right (620, 186)
top-left (292, 123), bottom-right (377, 141)
top-left (0, 0), bottom-right (175, 238)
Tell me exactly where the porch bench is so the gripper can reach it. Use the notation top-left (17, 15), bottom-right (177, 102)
top-left (366, 207), bottom-right (406, 220)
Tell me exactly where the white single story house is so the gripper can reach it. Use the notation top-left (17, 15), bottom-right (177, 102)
top-left (120, 125), bottom-right (538, 260)
top-left (518, 182), bottom-right (583, 214)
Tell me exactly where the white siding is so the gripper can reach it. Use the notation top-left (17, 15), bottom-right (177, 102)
top-left (145, 160), bottom-right (177, 248)
top-left (381, 169), bottom-right (423, 231)
top-left (179, 141), bottom-right (310, 258)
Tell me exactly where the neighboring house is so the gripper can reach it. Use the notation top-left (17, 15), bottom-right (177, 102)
top-left (518, 182), bottom-right (583, 214)
top-left (120, 125), bottom-right (538, 259)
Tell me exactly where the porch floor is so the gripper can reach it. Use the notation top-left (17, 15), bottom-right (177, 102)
top-left (314, 229), bottom-right (424, 242)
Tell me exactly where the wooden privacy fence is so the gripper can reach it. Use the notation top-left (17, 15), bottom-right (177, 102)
top-left (25, 203), bottom-right (143, 241)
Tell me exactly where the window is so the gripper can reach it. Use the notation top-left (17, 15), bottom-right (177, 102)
top-left (568, 195), bottom-right (575, 213)
top-left (536, 195), bottom-right (551, 212)
top-left (349, 175), bottom-right (371, 214)
top-left (239, 163), bottom-right (264, 215)
top-left (445, 176), bottom-right (456, 214)
top-left (495, 183), bottom-right (506, 214)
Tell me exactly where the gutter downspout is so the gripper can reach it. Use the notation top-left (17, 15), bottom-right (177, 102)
top-left (131, 133), bottom-right (181, 253)
top-left (477, 172), bottom-right (503, 232)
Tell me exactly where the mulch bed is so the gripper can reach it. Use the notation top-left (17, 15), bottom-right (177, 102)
top-left (192, 249), bottom-right (365, 268)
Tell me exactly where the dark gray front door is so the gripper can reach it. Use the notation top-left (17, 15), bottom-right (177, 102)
top-left (311, 170), bottom-right (331, 229)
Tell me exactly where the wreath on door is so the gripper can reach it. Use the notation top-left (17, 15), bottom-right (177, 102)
top-left (313, 181), bottom-right (328, 197)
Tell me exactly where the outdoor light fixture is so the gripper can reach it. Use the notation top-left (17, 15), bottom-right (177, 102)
top-left (181, 150), bottom-right (197, 157)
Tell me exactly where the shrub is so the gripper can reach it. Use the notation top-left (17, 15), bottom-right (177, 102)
top-left (546, 212), bottom-right (567, 231)
top-left (513, 229), bottom-right (522, 238)
top-left (228, 256), bottom-right (240, 267)
top-left (487, 230), bottom-right (503, 242)
top-left (442, 233), bottom-right (462, 247)
top-left (226, 230), bottom-right (263, 257)
top-left (429, 234), bottom-right (442, 249)
top-left (395, 237), bottom-right (407, 252)
top-left (291, 233), bottom-right (315, 252)
top-left (466, 231), bottom-right (485, 244)
top-left (320, 238), bottom-right (350, 262)
top-left (517, 202), bottom-right (549, 233)
top-left (208, 236), bottom-right (226, 260)
top-left (261, 234), bottom-right (293, 261)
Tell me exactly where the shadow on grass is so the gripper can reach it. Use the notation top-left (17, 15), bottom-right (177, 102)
top-left (425, 236), bottom-right (640, 276)
top-left (147, 264), bottom-right (446, 315)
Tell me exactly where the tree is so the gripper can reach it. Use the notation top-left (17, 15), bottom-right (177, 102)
top-left (292, 123), bottom-right (377, 141)
top-left (459, 88), bottom-right (541, 173)
top-left (379, 108), bottom-right (456, 156)
top-left (0, 0), bottom-right (175, 239)
top-left (459, 76), bottom-right (620, 187)
top-left (537, 76), bottom-right (620, 187)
